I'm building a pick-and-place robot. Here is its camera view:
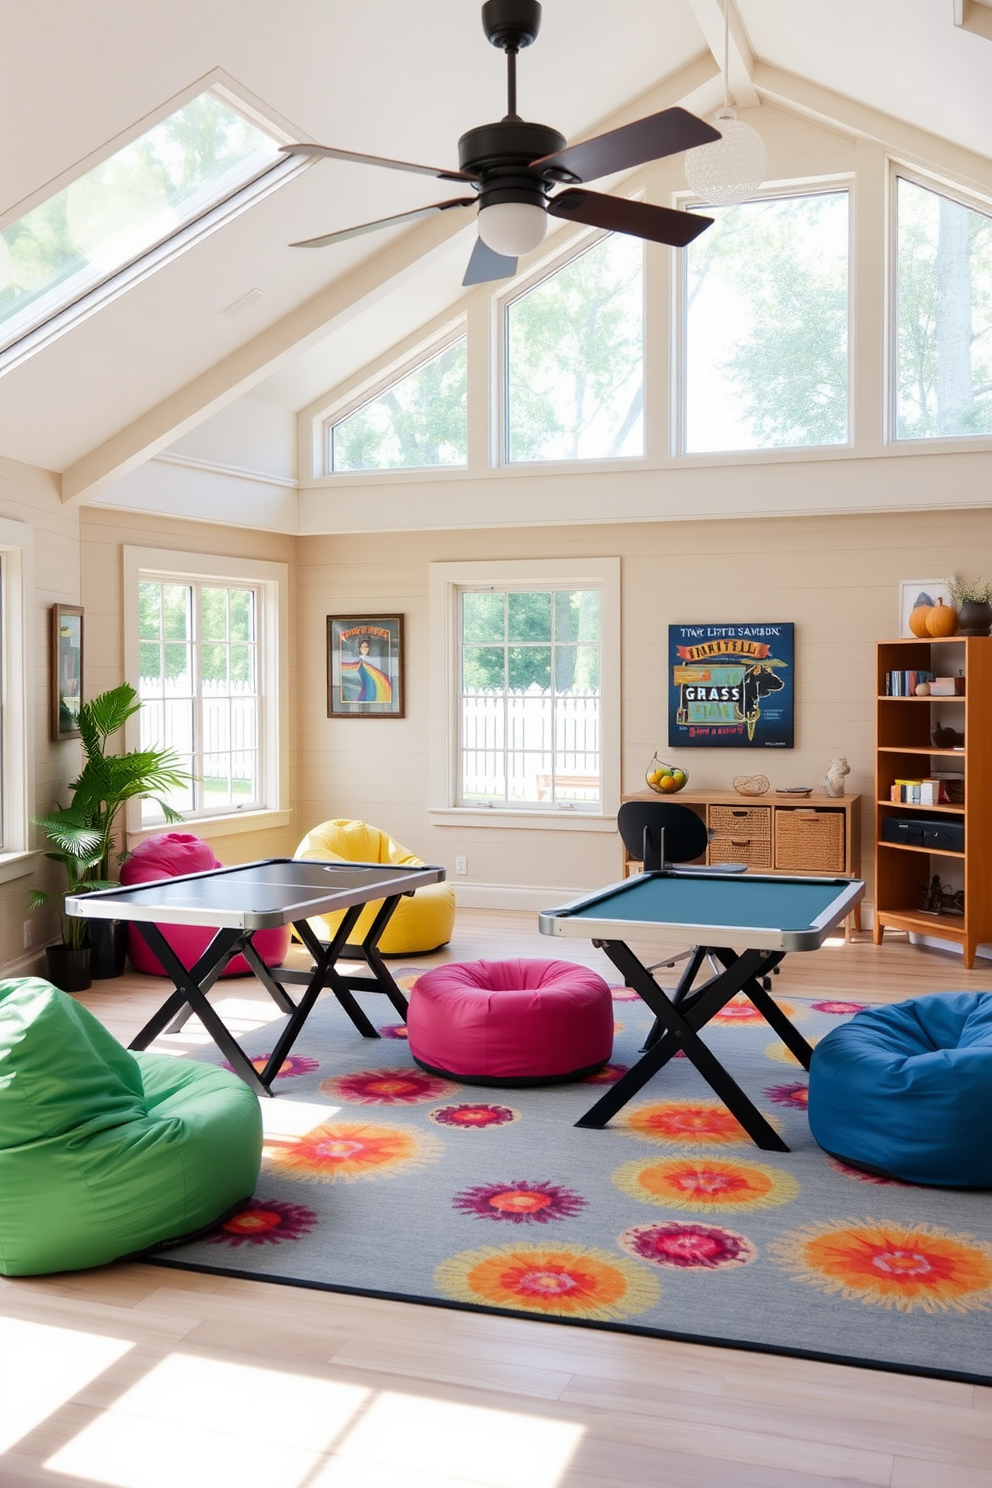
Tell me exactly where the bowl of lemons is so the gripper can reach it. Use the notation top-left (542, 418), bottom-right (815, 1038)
top-left (645, 756), bottom-right (688, 794)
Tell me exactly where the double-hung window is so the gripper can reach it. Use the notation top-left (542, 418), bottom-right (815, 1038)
top-left (430, 558), bottom-right (620, 825)
top-left (124, 548), bottom-right (288, 833)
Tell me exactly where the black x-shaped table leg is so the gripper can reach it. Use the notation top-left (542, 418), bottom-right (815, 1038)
top-left (575, 940), bottom-right (814, 1150)
top-left (127, 895), bottom-right (411, 1098)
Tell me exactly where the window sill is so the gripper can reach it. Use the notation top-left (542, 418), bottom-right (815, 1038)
top-left (0, 850), bottom-right (38, 884)
top-left (127, 808), bottom-right (291, 848)
top-left (429, 808), bottom-right (617, 832)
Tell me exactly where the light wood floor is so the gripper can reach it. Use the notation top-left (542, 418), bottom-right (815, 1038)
top-left (3, 913), bottom-right (992, 1488)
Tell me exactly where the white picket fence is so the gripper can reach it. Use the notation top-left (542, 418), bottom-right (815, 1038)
top-left (461, 689), bottom-right (601, 803)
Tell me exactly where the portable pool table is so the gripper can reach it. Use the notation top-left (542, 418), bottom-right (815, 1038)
top-left (539, 868), bottom-right (865, 1148)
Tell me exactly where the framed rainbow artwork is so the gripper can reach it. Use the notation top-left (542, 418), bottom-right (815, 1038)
top-left (327, 615), bottom-right (404, 718)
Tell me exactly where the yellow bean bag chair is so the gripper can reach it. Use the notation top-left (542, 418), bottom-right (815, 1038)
top-left (294, 819), bottom-right (456, 955)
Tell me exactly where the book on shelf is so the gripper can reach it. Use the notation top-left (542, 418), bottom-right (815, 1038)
top-left (929, 676), bottom-right (965, 697)
top-left (885, 670), bottom-right (936, 696)
top-left (890, 778), bottom-right (949, 805)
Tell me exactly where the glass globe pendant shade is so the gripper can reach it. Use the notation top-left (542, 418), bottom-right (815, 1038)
top-left (684, 107), bottom-right (767, 207)
top-left (477, 201), bottom-right (548, 256)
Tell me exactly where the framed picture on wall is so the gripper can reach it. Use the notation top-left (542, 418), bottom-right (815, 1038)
top-left (51, 603), bottom-right (84, 741)
top-left (668, 623), bottom-right (795, 748)
top-left (898, 579), bottom-right (952, 637)
top-left (327, 615), bottom-right (404, 717)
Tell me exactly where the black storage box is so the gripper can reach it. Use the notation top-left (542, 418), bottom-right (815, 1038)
top-left (882, 815), bottom-right (965, 852)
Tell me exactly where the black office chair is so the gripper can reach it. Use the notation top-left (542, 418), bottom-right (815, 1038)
top-left (617, 801), bottom-right (708, 873)
top-left (616, 803), bottom-right (773, 1033)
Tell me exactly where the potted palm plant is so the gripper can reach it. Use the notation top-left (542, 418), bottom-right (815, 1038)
top-left (31, 682), bottom-right (189, 989)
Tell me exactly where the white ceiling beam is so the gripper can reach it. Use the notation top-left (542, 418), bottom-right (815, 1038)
top-left (685, 0), bottom-right (760, 110)
top-left (754, 61), bottom-right (992, 197)
top-left (61, 52), bottom-right (720, 504)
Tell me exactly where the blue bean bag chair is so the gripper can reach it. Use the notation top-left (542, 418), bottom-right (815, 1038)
top-left (808, 992), bottom-right (992, 1188)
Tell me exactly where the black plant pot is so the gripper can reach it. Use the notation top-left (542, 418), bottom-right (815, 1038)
top-left (88, 919), bottom-right (129, 979)
top-left (957, 600), bottom-right (992, 637)
top-left (45, 943), bottom-right (92, 993)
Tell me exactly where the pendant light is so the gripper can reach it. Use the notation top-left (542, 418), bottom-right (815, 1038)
top-left (684, 0), bottom-right (767, 206)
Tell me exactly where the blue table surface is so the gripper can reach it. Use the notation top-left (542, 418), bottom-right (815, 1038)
top-left (566, 874), bottom-right (848, 933)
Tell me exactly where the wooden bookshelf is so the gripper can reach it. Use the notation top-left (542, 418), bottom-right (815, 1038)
top-left (873, 635), bottom-right (992, 968)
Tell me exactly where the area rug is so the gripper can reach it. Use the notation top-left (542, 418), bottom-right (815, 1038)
top-left (152, 975), bottom-right (992, 1384)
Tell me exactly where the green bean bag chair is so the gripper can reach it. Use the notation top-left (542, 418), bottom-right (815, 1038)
top-left (0, 978), bottom-right (262, 1275)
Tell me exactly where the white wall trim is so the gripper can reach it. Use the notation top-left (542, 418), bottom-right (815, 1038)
top-left (153, 452), bottom-right (298, 490)
top-left (0, 517), bottom-right (34, 860)
top-left (453, 883), bottom-right (587, 911)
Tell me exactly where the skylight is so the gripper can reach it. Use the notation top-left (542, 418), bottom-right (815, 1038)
top-left (0, 90), bottom-right (283, 353)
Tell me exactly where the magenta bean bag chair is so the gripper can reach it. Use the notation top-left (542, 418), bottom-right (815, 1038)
top-left (407, 958), bottom-right (614, 1084)
top-left (119, 833), bottom-right (291, 978)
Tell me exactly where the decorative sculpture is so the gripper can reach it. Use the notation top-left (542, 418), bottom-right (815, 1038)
top-left (920, 875), bottom-right (965, 916)
top-left (822, 757), bottom-right (850, 798)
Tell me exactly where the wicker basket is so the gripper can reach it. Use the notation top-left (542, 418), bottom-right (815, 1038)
top-left (710, 805), bottom-right (772, 835)
top-left (775, 808), bottom-right (845, 872)
top-left (709, 835), bottom-right (772, 868)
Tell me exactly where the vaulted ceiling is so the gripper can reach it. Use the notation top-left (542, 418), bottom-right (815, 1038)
top-left (1, 0), bottom-right (990, 494)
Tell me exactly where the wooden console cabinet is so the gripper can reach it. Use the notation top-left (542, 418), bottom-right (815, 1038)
top-left (621, 789), bottom-right (862, 934)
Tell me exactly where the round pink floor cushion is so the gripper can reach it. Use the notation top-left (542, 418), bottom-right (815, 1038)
top-left (119, 833), bottom-right (291, 977)
top-left (407, 958), bottom-right (614, 1084)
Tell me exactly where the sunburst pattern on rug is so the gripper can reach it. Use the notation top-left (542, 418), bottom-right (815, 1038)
top-left (319, 1067), bottom-right (456, 1104)
top-left (452, 1181), bottom-right (587, 1223)
top-left (619, 1099), bottom-right (779, 1145)
top-left (208, 1199), bottom-right (318, 1247)
top-left (765, 1037), bottom-right (819, 1065)
top-left (771, 1220), bottom-right (992, 1314)
top-left (617, 1221), bottom-right (758, 1270)
top-left (435, 1242), bottom-right (660, 1320)
top-left (612, 1155), bottom-right (800, 1211)
top-left (266, 1121), bottom-right (441, 1182)
top-left (710, 994), bottom-right (797, 1025)
top-left (428, 1102), bottom-right (518, 1128)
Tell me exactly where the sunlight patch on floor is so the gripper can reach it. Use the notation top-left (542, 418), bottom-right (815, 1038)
top-left (0, 1317), bottom-right (133, 1454)
top-left (44, 1353), bottom-right (369, 1487)
top-left (261, 1097), bottom-right (342, 1139)
top-left (318, 1392), bottom-right (585, 1488)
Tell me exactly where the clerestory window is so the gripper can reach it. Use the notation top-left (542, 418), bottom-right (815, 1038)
top-left (682, 189), bottom-right (850, 453)
top-left (0, 89), bottom-right (285, 355)
top-left (894, 174), bottom-right (992, 441)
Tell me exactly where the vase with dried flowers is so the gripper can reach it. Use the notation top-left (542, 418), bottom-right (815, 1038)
top-left (947, 576), bottom-right (992, 637)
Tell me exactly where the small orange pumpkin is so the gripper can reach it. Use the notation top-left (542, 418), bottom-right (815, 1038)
top-left (908, 604), bottom-right (933, 637)
top-left (926, 598), bottom-right (959, 637)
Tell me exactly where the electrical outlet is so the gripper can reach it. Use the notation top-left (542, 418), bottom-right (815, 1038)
top-left (22, 921), bottom-right (31, 950)
top-left (454, 855), bottom-right (467, 876)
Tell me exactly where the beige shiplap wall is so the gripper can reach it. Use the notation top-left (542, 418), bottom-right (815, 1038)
top-left (80, 506), bottom-right (300, 867)
top-left (0, 458), bottom-right (80, 970)
top-left (298, 505), bottom-right (992, 909)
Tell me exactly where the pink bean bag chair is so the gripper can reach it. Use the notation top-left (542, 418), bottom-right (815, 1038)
top-left (119, 833), bottom-right (291, 978)
top-left (407, 958), bottom-right (613, 1085)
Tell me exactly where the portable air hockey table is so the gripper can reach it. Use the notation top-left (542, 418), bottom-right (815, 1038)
top-left (539, 868), bottom-right (864, 1149)
top-left (66, 857), bottom-right (445, 1097)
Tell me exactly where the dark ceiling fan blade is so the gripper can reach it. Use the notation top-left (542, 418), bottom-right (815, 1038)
top-left (279, 143), bottom-right (481, 184)
top-left (462, 237), bottom-right (518, 286)
top-left (531, 107), bottom-right (721, 184)
top-left (547, 189), bottom-right (713, 248)
top-left (290, 198), bottom-right (476, 249)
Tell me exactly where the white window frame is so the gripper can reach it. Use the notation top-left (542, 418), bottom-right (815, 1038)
top-left (123, 546), bottom-right (289, 842)
top-left (0, 518), bottom-right (34, 881)
top-left (888, 164), bottom-right (992, 449)
top-left (429, 557), bottom-right (620, 831)
top-left (674, 181), bottom-right (854, 459)
top-left (0, 77), bottom-right (303, 375)
top-left (494, 226), bottom-right (647, 471)
top-left (319, 322), bottom-right (470, 478)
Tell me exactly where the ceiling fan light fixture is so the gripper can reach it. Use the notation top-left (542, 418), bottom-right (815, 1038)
top-left (684, 107), bottom-right (767, 207)
top-left (477, 200), bottom-right (548, 256)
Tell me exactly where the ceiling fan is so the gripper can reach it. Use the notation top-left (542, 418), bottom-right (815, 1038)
top-left (281, 0), bottom-right (721, 286)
